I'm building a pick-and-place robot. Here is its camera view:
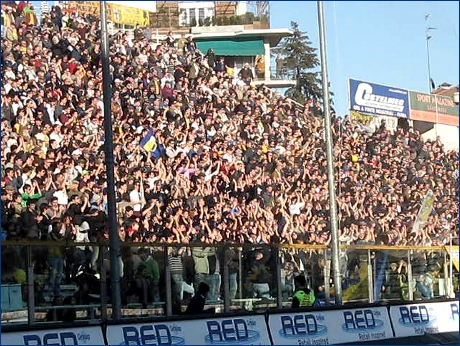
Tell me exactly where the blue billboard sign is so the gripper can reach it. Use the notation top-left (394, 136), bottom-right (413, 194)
top-left (349, 79), bottom-right (409, 118)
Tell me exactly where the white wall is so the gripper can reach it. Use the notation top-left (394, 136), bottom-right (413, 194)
top-left (178, 2), bottom-right (214, 26)
top-left (421, 123), bottom-right (459, 151)
top-left (235, 1), bottom-right (248, 16)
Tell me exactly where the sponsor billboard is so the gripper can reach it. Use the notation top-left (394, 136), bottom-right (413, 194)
top-left (268, 306), bottom-right (393, 345)
top-left (1, 326), bottom-right (105, 345)
top-left (66, 1), bottom-right (100, 17)
top-left (390, 301), bottom-right (459, 337)
top-left (107, 1), bottom-right (157, 13)
top-left (106, 315), bottom-right (271, 345)
top-left (409, 91), bottom-right (459, 126)
top-left (107, 2), bottom-right (150, 27)
top-left (349, 79), bottom-right (409, 118)
top-left (64, 1), bottom-right (151, 26)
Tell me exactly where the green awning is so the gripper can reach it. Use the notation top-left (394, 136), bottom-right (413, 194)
top-left (196, 39), bottom-right (265, 56)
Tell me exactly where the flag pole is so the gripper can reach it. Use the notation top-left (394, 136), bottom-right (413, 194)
top-left (425, 14), bottom-right (436, 92)
top-left (317, 1), bottom-right (342, 305)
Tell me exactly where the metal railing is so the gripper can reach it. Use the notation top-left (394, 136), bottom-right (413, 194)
top-left (1, 241), bottom-right (457, 326)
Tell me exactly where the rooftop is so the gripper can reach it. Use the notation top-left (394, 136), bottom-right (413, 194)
top-left (191, 26), bottom-right (293, 46)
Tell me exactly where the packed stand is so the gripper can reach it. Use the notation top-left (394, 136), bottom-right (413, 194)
top-left (1, 3), bottom-right (458, 308)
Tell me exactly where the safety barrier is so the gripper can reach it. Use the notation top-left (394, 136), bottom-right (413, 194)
top-left (2, 299), bottom-right (458, 345)
top-left (2, 241), bottom-right (457, 326)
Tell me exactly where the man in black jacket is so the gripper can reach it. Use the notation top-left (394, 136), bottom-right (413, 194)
top-left (21, 199), bottom-right (39, 239)
top-left (238, 63), bottom-right (254, 86)
top-left (185, 282), bottom-right (215, 315)
top-left (246, 247), bottom-right (272, 299)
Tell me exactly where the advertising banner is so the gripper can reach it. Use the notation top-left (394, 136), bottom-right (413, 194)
top-left (63, 2), bottom-right (150, 26)
top-left (268, 306), bottom-right (393, 345)
top-left (409, 91), bottom-right (459, 126)
top-left (107, 1), bottom-right (157, 14)
top-left (107, 3), bottom-right (150, 27)
top-left (65, 1), bottom-right (101, 17)
top-left (106, 315), bottom-right (271, 345)
top-left (349, 79), bottom-right (409, 118)
top-left (1, 326), bottom-right (105, 345)
top-left (390, 301), bottom-right (459, 337)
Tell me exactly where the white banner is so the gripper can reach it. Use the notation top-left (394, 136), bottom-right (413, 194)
top-left (369, 115), bottom-right (399, 133)
top-left (449, 248), bottom-right (459, 271)
top-left (390, 301), bottom-right (459, 337)
top-left (268, 306), bottom-right (393, 345)
top-left (411, 189), bottom-right (434, 234)
top-left (1, 326), bottom-right (105, 345)
top-left (106, 315), bottom-right (271, 345)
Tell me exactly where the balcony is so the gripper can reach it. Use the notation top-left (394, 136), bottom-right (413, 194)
top-left (252, 66), bottom-right (298, 89)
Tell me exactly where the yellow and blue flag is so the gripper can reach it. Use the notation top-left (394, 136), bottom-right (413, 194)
top-left (139, 130), bottom-right (165, 159)
top-left (140, 130), bottom-right (157, 153)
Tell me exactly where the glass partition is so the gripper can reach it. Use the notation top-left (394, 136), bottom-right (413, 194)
top-left (2, 244), bottom-right (28, 322)
top-left (1, 242), bottom-right (457, 325)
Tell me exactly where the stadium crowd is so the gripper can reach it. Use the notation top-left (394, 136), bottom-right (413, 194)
top-left (1, 3), bottom-right (458, 307)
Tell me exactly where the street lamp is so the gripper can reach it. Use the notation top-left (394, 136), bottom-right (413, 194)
top-left (425, 14), bottom-right (436, 92)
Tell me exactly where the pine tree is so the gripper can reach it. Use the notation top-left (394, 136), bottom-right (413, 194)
top-left (273, 21), bottom-right (332, 106)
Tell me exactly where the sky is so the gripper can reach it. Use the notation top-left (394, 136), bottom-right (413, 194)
top-left (269, 1), bottom-right (459, 116)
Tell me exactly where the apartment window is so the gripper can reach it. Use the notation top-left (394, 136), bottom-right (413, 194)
top-left (188, 8), bottom-right (196, 24)
top-left (198, 8), bottom-right (205, 22)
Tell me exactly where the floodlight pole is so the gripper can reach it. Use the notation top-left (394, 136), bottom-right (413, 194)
top-left (449, 233), bottom-right (454, 297)
top-left (317, 1), bottom-right (342, 305)
top-left (100, 0), bottom-right (122, 320)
